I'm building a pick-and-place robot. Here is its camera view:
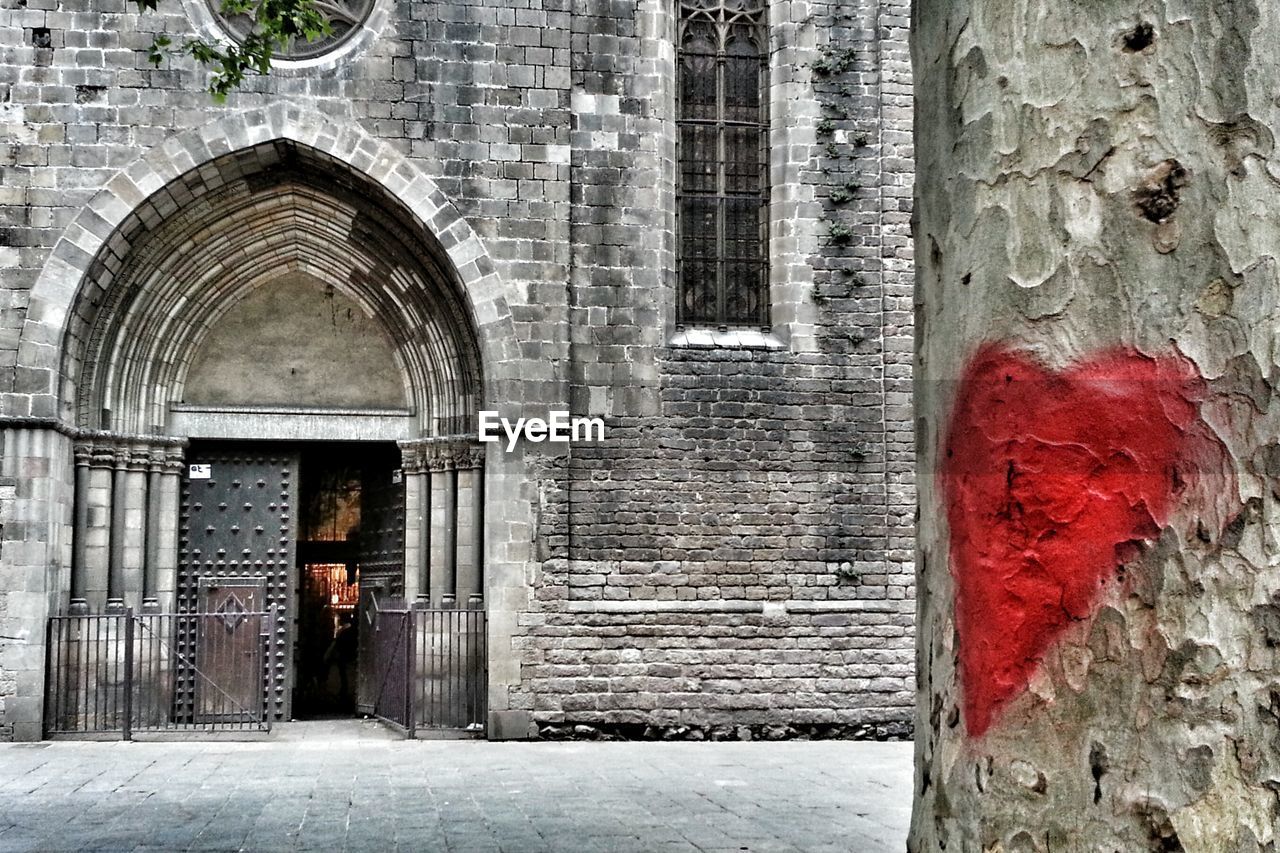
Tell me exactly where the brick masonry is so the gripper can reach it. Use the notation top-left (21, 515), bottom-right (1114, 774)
top-left (0, 0), bottom-right (914, 739)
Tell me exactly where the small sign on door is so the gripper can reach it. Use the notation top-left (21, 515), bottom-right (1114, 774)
top-left (188, 464), bottom-right (212, 480)
top-left (391, 468), bottom-right (404, 484)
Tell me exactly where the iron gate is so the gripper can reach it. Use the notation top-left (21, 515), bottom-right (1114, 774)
top-left (44, 608), bottom-right (276, 738)
top-left (371, 605), bottom-right (412, 731)
top-left (369, 603), bottom-right (487, 737)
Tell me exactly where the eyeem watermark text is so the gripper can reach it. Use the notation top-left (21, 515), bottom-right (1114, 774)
top-left (478, 411), bottom-right (605, 451)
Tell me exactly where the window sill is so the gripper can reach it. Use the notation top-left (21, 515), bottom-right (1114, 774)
top-left (667, 328), bottom-right (785, 350)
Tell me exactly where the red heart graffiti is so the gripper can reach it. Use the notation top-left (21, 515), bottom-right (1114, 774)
top-left (941, 344), bottom-right (1225, 737)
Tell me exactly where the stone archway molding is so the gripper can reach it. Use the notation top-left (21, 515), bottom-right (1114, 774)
top-left (2, 105), bottom-right (538, 742)
top-left (11, 103), bottom-right (520, 427)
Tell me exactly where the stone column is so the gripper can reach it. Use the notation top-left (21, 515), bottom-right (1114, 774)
top-left (427, 446), bottom-right (457, 607)
top-left (106, 444), bottom-right (129, 612)
top-left (83, 442), bottom-right (115, 613)
top-left (454, 444), bottom-right (486, 607)
top-left (69, 444), bottom-right (91, 614)
top-left (119, 444), bottom-right (150, 611)
top-left (142, 441), bottom-right (185, 612)
top-left (399, 444), bottom-right (429, 604)
top-left (143, 458), bottom-right (162, 611)
top-left (150, 447), bottom-right (184, 613)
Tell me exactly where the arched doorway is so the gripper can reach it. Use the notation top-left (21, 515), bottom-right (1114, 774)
top-left (51, 140), bottom-right (489, 727)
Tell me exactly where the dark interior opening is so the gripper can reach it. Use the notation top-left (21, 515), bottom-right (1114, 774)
top-left (290, 442), bottom-right (404, 720)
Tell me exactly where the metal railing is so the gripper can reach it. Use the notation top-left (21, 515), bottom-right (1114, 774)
top-left (371, 605), bottom-right (487, 736)
top-left (44, 608), bottom-right (276, 738)
top-left (372, 607), bottom-right (412, 732)
top-left (46, 603), bottom-right (483, 739)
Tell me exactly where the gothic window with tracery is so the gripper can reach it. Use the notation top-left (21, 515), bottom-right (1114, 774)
top-left (677, 0), bottom-right (769, 329)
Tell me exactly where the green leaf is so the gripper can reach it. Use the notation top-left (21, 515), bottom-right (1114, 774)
top-left (139, 0), bottom-right (340, 99)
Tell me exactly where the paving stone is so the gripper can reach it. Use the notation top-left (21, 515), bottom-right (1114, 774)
top-left (0, 723), bottom-right (911, 852)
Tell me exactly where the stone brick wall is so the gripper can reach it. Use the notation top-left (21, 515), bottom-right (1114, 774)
top-left (0, 428), bottom-right (72, 741)
top-left (0, 476), bottom-right (13, 743)
top-left (515, 0), bottom-right (916, 731)
top-left (0, 0), bottom-right (913, 739)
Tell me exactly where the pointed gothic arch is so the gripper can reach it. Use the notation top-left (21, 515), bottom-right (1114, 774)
top-left (13, 104), bottom-right (520, 428)
top-left (64, 138), bottom-right (482, 439)
top-left (4, 112), bottom-right (535, 731)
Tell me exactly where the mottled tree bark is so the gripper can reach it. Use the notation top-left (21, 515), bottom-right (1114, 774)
top-left (911, 2), bottom-right (1280, 850)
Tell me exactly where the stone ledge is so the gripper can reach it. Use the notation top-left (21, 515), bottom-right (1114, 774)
top-left (564, 599), bottom-right (903, 614)
top-left (534, 719), bottom-right (914, 742)
top-left (168, 407), bottom-right (416, 442)
top-left (666, 328), bottom-right (786, 350)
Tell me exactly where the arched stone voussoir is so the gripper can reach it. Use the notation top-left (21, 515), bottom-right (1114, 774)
top-left (18, 104), bottom-right (521, 424)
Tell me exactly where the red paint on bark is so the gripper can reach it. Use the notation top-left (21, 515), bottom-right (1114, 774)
top-left (942, 344), bottom-right (1224, 737)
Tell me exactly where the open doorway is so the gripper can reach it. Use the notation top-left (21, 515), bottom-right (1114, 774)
top-left (292, 443), bottom-right (404, 719)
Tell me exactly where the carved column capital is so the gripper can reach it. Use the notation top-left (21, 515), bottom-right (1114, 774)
top-left (458, 444), bottom-right (486, 470)
top-left (153, 444), bottom-right (187, 475)
top-left (73, 442), bottom-right (94, 467)
top-left (88, 441), bottom-right (118, 469)
top-left (424, 445), bottom-right (455, 473)
top-left (398, 443), bottom-right (426, 475)
top-left (399, 437), bottom-right (485, 472)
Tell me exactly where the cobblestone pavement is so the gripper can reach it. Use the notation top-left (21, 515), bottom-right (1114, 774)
top-left (0, 721), bottom-right (912, 852)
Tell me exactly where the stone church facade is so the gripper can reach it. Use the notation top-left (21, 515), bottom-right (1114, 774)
top-left (0, 0), bottom-right (913, 740)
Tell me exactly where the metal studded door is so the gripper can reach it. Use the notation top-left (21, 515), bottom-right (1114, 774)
top-left (359, 462), bottom-right (406, 578)
top-left (179, 449), bottom-right (299, 721)
top-left (355, 461), bottom-right (405, 718)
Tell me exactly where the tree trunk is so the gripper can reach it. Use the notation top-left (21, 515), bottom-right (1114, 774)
top-left (911, 2), bottom-right (1280, 850)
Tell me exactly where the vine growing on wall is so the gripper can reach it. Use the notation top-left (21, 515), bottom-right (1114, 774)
top-left (807, 20), bottom-right (884, 588)
top-left (811, 43), bottom-right (859, 77)
top-left (810, 31), bottom-right (870, 306)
